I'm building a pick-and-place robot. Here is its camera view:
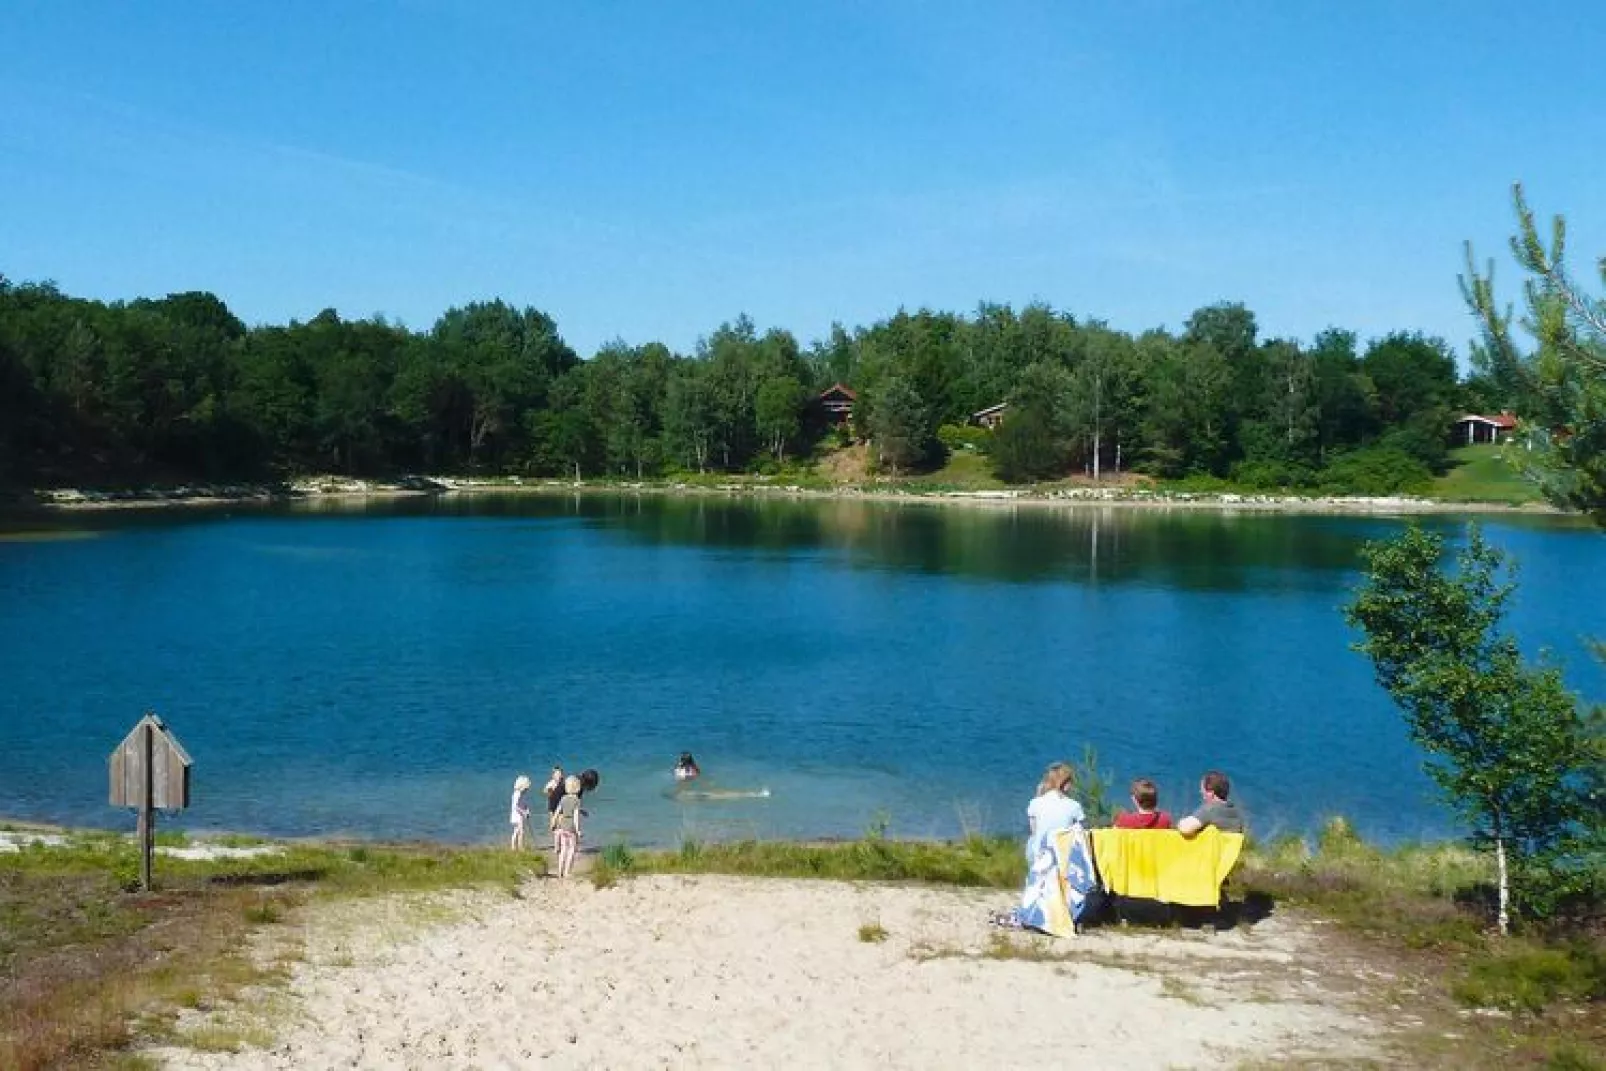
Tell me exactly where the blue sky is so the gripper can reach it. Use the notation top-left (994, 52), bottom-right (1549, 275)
top-left (2, 2), bottom-right (1603, 360)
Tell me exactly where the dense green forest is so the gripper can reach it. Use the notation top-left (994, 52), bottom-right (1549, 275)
top-left (0, 274), bottom-right (1516, 492)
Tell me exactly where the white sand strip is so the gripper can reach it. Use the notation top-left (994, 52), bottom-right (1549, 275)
top-left (153, 874), bottom-right (1390, 1069)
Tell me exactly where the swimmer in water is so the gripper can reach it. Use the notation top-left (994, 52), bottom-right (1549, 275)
top-left (674, 752), bottom-right (701, 781)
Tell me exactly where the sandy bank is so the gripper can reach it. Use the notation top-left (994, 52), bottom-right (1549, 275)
top-left (18, 474), bottom-right (1562, 517)
top-left (149, 873), bottom-right (1399, 1069)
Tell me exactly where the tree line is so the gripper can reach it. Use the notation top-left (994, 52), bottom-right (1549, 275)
top-left (0, 275), bottom-right (1507, 491)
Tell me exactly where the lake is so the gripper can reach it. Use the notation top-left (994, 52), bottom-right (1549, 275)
top-left (1, 493), bottom-right (1601, 849)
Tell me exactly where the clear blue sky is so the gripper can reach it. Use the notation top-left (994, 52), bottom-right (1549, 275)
top-left (2, 1), bottom-right (1603, 360)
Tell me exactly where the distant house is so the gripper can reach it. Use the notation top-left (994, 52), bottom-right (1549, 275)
top-left (1454, 412), bottom-right (1518, 445)
top-left (816, 383), bottom-right (857, 427)
top-left (971, 402), bottom-right (1008, 430)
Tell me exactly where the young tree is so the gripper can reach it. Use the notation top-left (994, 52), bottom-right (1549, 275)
top-left (997, 359), bottom-right (1074, 482)
top-left (1346, 525), bottom-right (1601, 931)
top-left (754, 374), bottom-right (805, 463)
top-left (663, 361), bottom-right (715, 474)
top-left (868, 375), bottom-right (929, 476)
top-left (1463, 184), bottom-right (1606, 523)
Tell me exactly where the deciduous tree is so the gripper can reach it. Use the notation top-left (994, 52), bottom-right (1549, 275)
top-left (1346, 525), bottom-right (1602, 930)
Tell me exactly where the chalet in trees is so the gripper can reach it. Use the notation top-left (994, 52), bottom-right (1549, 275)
top-left (815, 383), bottom-right (857, 427)
top-left (1454, 412), bottom-right (1518, 445)
top-left (971, 402), bottom-right (1008, 429)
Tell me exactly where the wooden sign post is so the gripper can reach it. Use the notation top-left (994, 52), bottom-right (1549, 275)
top-left (108, 713), bottom-right (192, 891)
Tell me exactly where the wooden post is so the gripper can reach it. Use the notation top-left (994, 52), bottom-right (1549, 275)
top-left (138, 719), bottom-right (154, 891)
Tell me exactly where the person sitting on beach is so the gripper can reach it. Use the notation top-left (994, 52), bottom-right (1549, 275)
top-left (509, 774), bottom-right (532, 851)
top-left (551, 775), bottom-right (584, 878)
top-left (674, 753), bottom-right (700, 781)
top-left (543, 765), bottom-right (565, 818)
top-left (1113, 777), bottom-right (1172, 830)
top-left (1176, 770), bottom-right (1245, 837)
top-left (1025, 762), bottom-right (1085, 861)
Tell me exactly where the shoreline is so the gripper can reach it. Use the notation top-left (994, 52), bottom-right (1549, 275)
top-left (5, 474), bottom-right (1565, 517)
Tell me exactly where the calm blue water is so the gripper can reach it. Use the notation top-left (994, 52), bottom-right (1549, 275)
top-left (1, 495), bottom-right (1601, 848)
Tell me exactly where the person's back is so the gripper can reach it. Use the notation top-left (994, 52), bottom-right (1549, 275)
top-left (1025, 762), bottom-right (1085, 860)
top-left (1113, 778), bottom-right (1172, 830)
top-left (1177, 770), bottom-right (1246, 837)
top-left (1189, 795), bottom-right (1244, 833)
top-left (1113, 809), bottom-right (1172, 830)
top-left (554, 791), bottom-right (581, 833)
top-left (1028, 791), bottom-right (1084, 833)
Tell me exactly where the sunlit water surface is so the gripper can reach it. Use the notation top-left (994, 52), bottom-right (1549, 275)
top-left (1, 494), bottom-right (1600, 848)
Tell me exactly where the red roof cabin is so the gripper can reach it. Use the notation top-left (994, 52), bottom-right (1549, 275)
top-left (1454, 412), bottom-right (1518, 445)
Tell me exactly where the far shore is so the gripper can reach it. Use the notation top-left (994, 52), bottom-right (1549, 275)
top-left (4, 473), bottom-right (1567, 518)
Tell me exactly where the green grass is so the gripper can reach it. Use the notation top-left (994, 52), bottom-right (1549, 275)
top-left (857, 921), bottom-right (888, 943)
top-left (612, 834), bottom-right (1025, 887)
top-left (1240, 823), bottom-right (1493, 950)
top-left (1430, 444), bottom-right (1544, 504)
top-left (1452, 944), bottom-right (1606, 1012)
top-left (892, 451), bottom-right (1006, 492)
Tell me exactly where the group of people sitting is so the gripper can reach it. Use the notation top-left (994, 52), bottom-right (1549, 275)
top-left (509, 764), bottom-right (600, 878)
top-left (1026, 764), bottom-right (1244, 860)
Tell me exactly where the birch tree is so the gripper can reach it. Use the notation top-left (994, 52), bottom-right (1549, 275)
top-left (1346, 525), bottom-right (1600, 931)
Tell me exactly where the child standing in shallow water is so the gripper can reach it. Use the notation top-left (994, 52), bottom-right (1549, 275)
top-left (551, 775), bottom-right (583, 878)
top-left (509, 775), bottom-right (532, 851)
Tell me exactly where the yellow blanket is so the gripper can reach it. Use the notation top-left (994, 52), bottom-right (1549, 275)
top-left (1088, 827), bottom-right (1244, 908)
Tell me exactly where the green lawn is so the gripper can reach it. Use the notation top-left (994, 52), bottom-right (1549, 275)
top-left (894, 449), bottom-right (1006, 491)
top-left (1430, 444), bottom-right (1544, 504)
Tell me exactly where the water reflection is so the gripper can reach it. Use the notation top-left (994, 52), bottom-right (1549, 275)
top-left (428, 494), bottom-right (1377, 591)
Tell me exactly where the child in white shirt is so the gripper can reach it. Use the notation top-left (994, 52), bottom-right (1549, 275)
top-left (509, 774), bottom-right (532, 851)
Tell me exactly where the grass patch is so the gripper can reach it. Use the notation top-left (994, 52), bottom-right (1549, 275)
top-left (893, 451), bottom-right (1005, 492)
top-left (981, 933), bottom-right (1071, 962)
top-left (1239, 824), bottom-right (1492, 950)
top-left (857, 922), bottom-right (888, 943)
top-left (1429, 444), bottom-right (1543, 504)
top-left (1159, 974), bottom-right (1212, 1007)
top-left (614, 834), bottom-right (1024, 887)
top-left (590, 860), bottom-right (618, 890)
top-left (1242, 820), bottom-right (1604, 1063)
top-left (242, 897), bottom-right (286, 925)
top-left (181, 1022), bottom-right (276, 1053)
top-left (1452, 944), bottom-right (1606, 1013)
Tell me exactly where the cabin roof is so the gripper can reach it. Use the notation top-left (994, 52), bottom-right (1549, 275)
top-left (819, 383), bottom-right (857, 401)
top-left (972, 402), bottom-right (1008, 418)
top-left (1457, 413), bottom-right (1518, 429)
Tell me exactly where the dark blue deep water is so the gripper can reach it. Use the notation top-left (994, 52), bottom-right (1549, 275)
top-left (1, 495), bottom-right (1601, 847)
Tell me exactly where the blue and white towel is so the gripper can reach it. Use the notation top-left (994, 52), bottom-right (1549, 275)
top-left (1013, 824), bottom-right (1098, 938)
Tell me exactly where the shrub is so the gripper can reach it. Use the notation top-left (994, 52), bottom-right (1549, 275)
top-left (1229, 459), bottom-right (1317, 490)
top-left (991, 410), bottom-right (1064, 483)
top-left (937, 423), bottom-right (991, 454)
top-left (1317, 446), bottom-right (1433, 495)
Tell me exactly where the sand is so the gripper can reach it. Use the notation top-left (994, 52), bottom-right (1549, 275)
top-left (149, 873), bottom-right (1397, 1069)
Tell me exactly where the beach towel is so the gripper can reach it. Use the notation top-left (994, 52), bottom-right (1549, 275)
top-left (1014, 824), bottom-right (1098, 938)
top-left (1087, 827), bottom-right (1244, 908)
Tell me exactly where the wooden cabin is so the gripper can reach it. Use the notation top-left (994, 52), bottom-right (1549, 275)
top-left (816, 383), bottom-right (857, 427)
top-left (971, 402), bottom-right (1008, 429)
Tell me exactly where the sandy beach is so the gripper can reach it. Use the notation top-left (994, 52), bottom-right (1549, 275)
top-left (148, 873), bottom-right (1401, 1069)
